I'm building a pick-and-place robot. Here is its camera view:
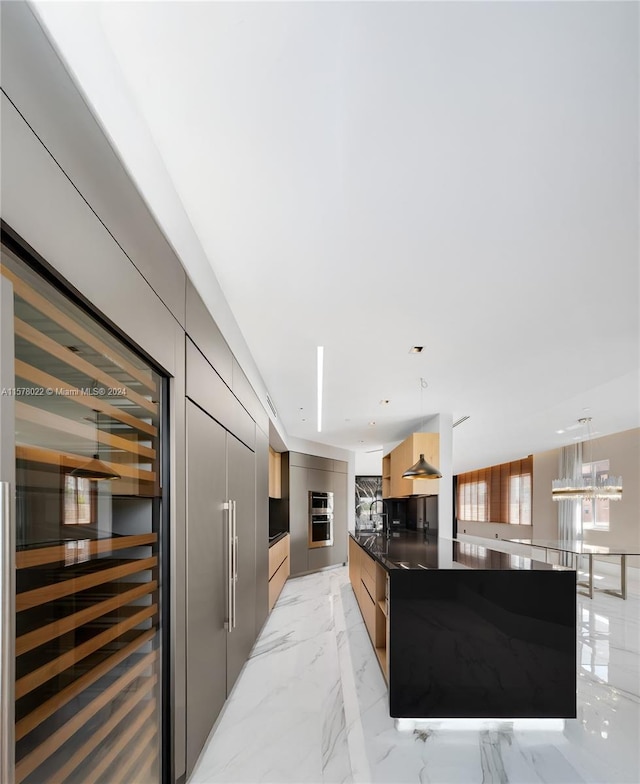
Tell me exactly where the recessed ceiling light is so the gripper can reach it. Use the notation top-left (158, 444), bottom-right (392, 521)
top-left (556, 429), bottom-right (565, 434)
top-left (317, 346), bottom-right (323, 432)
top-left (379, 399), bottom-right (390, 405)
top-left (368, 421), bottom-right (376, 426)
top-left (409, 346), bottom-right (424, 354)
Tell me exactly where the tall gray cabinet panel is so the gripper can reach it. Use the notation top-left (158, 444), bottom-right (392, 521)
top-left (332, 469), bottom-right (348, 562)
top-left (186, 402), bottom-right (228, 777)
top-left (226, 435), bottom-right (256, 693)
top-left (287, 456), bottom-right (350, 577)
top-left (288, 465), bottom-right (309, 576)
top-left (255, 428), bottom-right (269, 636)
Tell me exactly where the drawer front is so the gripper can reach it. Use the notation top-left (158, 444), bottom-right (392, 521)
top-left (360, 549), bottom-right (377, 581)
top-left (268, 534), bottom-right (290, 579)
top-left (348, 537), bottom-right (360, 587)
top-left (359, 584), bottom-right (376, 642)
top-left (360, 563), bottom-right (376, 603)
top-left (268, 556), bottom-right (289, 610)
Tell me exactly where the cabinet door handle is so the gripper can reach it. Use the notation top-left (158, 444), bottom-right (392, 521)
top-left (232, 500), bottom-right (238, 629)
top-left (224, 500), bottom-right (233, 631)
top-left (1, 481), bottom-right (15, 784)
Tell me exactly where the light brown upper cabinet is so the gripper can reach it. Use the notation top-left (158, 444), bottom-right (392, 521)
top-left (268, 447), bottom-right (282, 498)
top-left (383, 433), bottom-right (440, 498)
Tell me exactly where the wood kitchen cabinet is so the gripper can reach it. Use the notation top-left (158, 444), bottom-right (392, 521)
top-left (268, 534), bottom-right (290, 610)
top-left (348, 536), bottom-right (388, 681)
top-left (268, 447), bottom-right (281, 498)
top-left (383, 432), bottom-right (440, 498)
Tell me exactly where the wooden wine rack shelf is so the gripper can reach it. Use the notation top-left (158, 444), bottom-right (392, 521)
top-left (15, 360), bottom-right (157, 437)
top-left (16, 657), bottom-right (157, 783)
top-left (15, 402), bottom-right (156, 460)
top-left (13, 317), bottom-right (157, 414)
top-left (16, 533), bottom-right (157, 570)
top-left (16, 581), bottom-right (157, 656)
top-left (16, 445), bottom-right (156, 483)
top-left (15, 537), bottom-right (159, 781)
top-left (1, 264), bottom-right (155, 392)
top-left (4, 255), bottom-right (161, 783)
top-left (15, 628), bottom-right (155, 742)
top-left (16, 556), bottom-right (157, 611)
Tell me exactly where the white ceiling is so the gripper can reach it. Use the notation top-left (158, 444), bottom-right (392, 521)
top-left (32, 1), bottom-right (639, 473)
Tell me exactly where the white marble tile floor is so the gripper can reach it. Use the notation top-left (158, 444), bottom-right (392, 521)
top-left (189, 566), bottom-right (640, 784)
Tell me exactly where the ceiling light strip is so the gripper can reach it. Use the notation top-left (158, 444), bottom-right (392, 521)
top-left (317, 346), bottom-right (324, 432)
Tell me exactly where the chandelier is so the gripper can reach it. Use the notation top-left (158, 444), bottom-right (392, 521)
top-left (552, 417), bottom-right (622, 501)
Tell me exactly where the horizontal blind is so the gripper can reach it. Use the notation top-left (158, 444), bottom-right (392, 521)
top-left (458, 455), bottom-right (533, 524)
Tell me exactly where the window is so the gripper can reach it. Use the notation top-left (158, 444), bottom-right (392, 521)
top-left (457, 456), bottom-right (532, 524)
top-left (459, 479), bottom-right (488, 521)
top-left (63, 474), bottom-right (95, 524)
top-left (582, 459), bottom-right (611, 531)
top-left (509, 473), bottom-right (531, 525)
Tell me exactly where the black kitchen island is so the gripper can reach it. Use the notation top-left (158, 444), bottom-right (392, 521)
top-left (348, 532), bottom-right (577, 720)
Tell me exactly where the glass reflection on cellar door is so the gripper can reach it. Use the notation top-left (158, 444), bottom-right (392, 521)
top-left (1, 241), bottom-right (164, 784)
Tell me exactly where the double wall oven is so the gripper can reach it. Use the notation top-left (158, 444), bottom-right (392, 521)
top-left (308, 491), bottom-right (333, 548)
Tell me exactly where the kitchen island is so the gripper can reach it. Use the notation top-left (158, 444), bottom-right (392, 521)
top-left (348, 531), bottom-right (576, 720)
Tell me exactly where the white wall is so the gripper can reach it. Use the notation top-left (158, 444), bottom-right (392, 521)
top-left (457, 520), bottom-right (534, 543)
top-left (355, 450), bottom-right (383, 475)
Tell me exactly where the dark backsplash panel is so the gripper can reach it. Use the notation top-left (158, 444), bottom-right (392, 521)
top-left (268, 497), bottom-right (289, 538)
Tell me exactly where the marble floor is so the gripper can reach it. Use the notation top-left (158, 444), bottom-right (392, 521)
top-left (189, 566), bottom-right (640, 784)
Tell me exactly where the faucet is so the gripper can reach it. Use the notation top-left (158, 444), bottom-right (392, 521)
top-left (369, 499), bottom-right (387, 533)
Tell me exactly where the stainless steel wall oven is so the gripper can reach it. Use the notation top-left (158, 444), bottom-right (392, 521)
top-left (308, 491), bottom-right (333, 548)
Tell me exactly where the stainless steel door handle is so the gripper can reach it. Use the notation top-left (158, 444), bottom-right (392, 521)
top-left (232, 500), bottom-right (237, 630)
top-left (224, 500), bottom-right (233, 631)
top-left (1, 481), bottom-right (15, 784)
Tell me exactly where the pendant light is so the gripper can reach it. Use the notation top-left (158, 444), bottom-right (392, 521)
top-left (402, 453), bottom-right (442, 479)
top-left (71, 410), bottom-right (121, 481)
top-left (552, 417), bottom-right (622, 501)
top-left (402, 377), bottom-right (442, 479)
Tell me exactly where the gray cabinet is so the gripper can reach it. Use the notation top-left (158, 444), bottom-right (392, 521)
top-left (254, 428), bottom-right (269, 636)
top-left (186, 279), bottom-right (233, 386)
top-left (289, 451), bottom-right (333, 471)
top-left (287, 457), bottom-right (349, 577)
top-left (308, 469), bottom-right (348, 571)
top-left (288, 465), bottom-right (309, 576)
top-left (186, 402), bottom-right (227, 776)
top-left (226, 434), bottom-right (256, 693)
top-left (186, 389), bottom-right (264, 775)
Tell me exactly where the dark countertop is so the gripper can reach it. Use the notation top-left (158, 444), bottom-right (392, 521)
top-left (268, 531), bottom-right (288, 547)
top-left (350, 530), bottom-right (566, 572)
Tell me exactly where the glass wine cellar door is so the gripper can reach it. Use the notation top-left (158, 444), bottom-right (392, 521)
top-left (0, 240), bottom-right (164, 784)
